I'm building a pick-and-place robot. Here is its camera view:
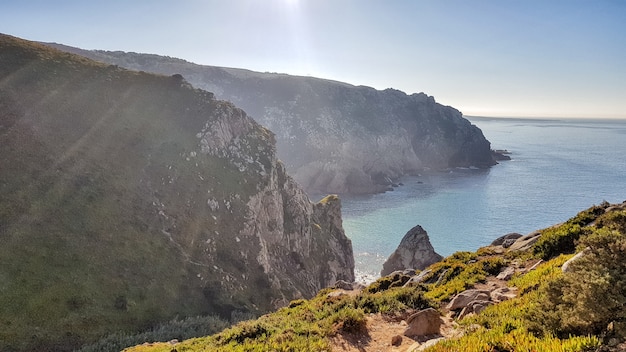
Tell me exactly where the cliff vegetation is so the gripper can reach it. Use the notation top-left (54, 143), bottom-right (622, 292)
top-left (126, 201), bottom-right (626, 351)
top-left (0, 34), bottom-right (353, 351)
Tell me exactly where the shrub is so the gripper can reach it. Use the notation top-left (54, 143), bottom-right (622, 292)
top-left (532, 203), bottom-right (612, 260)
top-left (532, 223), bottom-right (589, 260)
top-left (423, 255), bottom-right (507, 302)
top-left (76, 315), bottom-right (229, 352)
top-left (569, 203), bottom-right (608, 226)
top-left (365, 272), bottom-right (411, 293)
top-left (595, 209), bottom-right (626, 234)
top-left (330, 308), bottom-right (366, 334)
top-left (355, 286), bottom-right (432, 314)
top-left (528, 228), bottom-right (626, 337)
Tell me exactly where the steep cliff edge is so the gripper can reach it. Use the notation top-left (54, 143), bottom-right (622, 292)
top-left (44, 45), bottom-right (498, 194)
top-left (0, 34), bottom-right (353, 351)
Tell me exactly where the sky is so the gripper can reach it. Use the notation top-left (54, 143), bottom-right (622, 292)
top-left (2, 0), bottom-right (625, 118)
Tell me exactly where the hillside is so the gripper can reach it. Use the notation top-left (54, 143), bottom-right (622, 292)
top-left (45, 44), bottom-right (500, 194)
top-left (125, 201), bottom-right (626, 351)
top-left (0, 34), bottom-right (353, 351)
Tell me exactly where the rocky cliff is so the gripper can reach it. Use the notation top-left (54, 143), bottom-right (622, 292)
top-left (45, 44), bottom-right (498, 194)
top-left (0, 34), bottom-right (353, 351)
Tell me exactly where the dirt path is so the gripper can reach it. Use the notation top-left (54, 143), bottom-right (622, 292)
top-left (329, 256), bottom-right (525, 352)
top-left (330, 312), bottom-right (462, 352)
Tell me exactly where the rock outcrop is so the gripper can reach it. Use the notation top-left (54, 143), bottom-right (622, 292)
top-left (490, 232), bottom-right (522, 248)
top-left (0, 34), bottom-right (353, 351)
top-left (403, 308), bottom-right (443, 337)
top-left (381, 225), bottom-right (443, 276)
top-left (45, 44), bottom-right (500, 194)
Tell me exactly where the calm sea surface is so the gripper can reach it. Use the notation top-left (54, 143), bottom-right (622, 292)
top-left (334, 117), bottom-right (626, 283)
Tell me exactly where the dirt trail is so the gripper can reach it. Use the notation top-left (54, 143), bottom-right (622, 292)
top-left (329, 257), bottom-right (521, 352)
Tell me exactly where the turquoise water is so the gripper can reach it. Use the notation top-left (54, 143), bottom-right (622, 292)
top-left (337, 117), bottom-right (626, 282)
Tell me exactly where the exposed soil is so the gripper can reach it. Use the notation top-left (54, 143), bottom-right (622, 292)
top-left (329, 249), bottom-right (542, 351)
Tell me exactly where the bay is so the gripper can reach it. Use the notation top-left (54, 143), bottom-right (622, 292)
top-left (335, 117), bottom-right (626, 283)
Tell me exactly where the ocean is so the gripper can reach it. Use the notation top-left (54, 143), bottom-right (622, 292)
top-left (335, 117), bottom-right (626, 283)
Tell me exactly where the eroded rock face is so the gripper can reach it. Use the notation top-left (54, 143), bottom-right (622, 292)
top-left (381, 225), bottom-right (443, 276)
top-left (47, 45), bottom-right (499, 194)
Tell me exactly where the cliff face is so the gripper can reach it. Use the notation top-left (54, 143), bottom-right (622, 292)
top-left (0, 34), bottom-right (353, 351)
top-left (45, 45), bottom-right (497, 194)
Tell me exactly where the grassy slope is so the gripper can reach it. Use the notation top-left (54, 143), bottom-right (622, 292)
top-left (0, 34), bottom-right (272, 351)
top-left (125, 202), bottom-right (626, 351)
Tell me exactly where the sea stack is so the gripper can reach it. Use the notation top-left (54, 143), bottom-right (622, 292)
top-left (381, 225), bottom-right (443, 276)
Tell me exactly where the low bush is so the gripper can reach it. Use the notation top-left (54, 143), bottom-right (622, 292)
top-left (77, 315), bottom-right (229, 352)
top-left (533, 223), bottom-right (589, 260)
top-left (424, 255), bottom-right (507, 302)
top-left (528, 228), bottom-right (626, 337)
top-left (355, 286), bottom-right (432, 314)
top-left (365, 272), bottom-right (411, 293)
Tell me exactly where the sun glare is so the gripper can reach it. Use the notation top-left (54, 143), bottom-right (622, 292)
top-left (284, 0), bottom-right (299, 8)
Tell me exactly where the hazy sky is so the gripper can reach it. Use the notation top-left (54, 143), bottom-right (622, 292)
top-left (2, 0), bottom-right (625, 118)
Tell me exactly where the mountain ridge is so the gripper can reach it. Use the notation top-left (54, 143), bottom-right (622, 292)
top-left (44, 42), bottom-right (500, 194)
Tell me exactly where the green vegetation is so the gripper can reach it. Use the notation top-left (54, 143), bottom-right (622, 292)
top-left (123, 283), bottom-right (431, 351)
top-left (421, 250), bottom-right (507, 301)
top-left (532, 202), bottom-right (609, 260)
top-left (0, 34), bottom-right (286, 351)
top-left (317, 194), bottom-right (339, 205)
top-left (3, 34), bottom-right (625, 352)
top-left (125, 202), bottom-right (625, 352)
top-left (529, 225), bottom-right (626, 337)
top-left (429, 255), bottom-right (602, 352)
top-left (76, 315), bottom-right (229, 352)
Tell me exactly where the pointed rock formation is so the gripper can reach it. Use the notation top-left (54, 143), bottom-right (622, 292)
top-left (381, 225), bottom-right (443, 276)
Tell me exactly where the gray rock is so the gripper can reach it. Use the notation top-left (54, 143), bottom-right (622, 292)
top-left (508, 230), bottom-right (543, 252)
top-left (381, 225), bottom-right (443, 276)
top-left (447, 289), bottom-right (491, 311)
top-left (333, 280), bottom-right (356, 290)
top-left (403, 269), bottom-right (433, 287)
top-left (502, 238), bottom-right (518, 248)
top-left (490, 287), bottom-right (518, 302)
top-left (562, 248), bottom-right (590, 272)
top-left (404, 308), bottom-right (443, 337)
top-left (457, 300), bottom-right (492, 319)
top-left (496, 266), bottom-right (516, 280)
top-left (490, 233), bottom-right (522, 246)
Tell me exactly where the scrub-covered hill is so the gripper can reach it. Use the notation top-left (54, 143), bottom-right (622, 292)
top-left (0, 34), bottom-right (353, 351)
top-left (126, 201), bottom-right (626, 351)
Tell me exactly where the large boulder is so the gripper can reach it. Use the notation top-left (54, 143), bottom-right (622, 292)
top-left (403, 308), bottom-right (443, 337)
top-left (490, 232), bottom-right (522, 248)
top-left (381, 225), bottom-right (443, 276)
top-left (446, 289), bottom-right (491, 311)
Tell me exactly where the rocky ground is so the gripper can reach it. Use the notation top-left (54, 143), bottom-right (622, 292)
top-left (328, 253), bottom-right (544, 351)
